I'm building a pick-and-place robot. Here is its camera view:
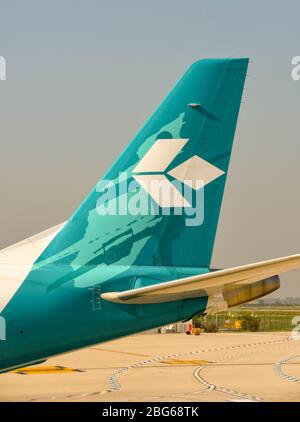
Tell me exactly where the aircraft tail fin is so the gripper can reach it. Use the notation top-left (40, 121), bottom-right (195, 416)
top-left (36, 58), bottom-right (248, 269)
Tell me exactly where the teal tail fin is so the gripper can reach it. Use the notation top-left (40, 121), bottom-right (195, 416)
top-left (38, 58), bottom-right (248, 269)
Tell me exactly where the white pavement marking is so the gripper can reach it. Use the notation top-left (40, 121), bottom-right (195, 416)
top-left (27, 336), bottom-right (296, 402)
top-left (273, 354), bottom-right (300, 384)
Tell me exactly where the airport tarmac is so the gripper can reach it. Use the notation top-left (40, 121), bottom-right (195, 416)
top-left (1, 332), bottom-right (300, 402)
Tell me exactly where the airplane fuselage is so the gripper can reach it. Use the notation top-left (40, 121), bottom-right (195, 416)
top-left (0, 265), bottom-right (209, 372)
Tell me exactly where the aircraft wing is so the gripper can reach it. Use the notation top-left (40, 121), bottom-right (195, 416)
top-left (101, 254), bottom-right (300, 304)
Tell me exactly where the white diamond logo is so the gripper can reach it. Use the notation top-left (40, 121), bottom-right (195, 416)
top-left (168, 155), bottom-right (225, 189)
top-left (132, 139), bottom-right (224, 207)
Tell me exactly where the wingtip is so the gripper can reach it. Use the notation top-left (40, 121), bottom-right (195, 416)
top-left (101, 292), bottom-right (121, 303)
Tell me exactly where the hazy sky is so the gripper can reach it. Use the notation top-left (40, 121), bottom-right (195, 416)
top-left (0, 0), bottom-right (299, 297)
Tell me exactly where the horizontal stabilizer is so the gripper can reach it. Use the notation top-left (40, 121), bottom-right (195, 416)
top-left (101, 254), bottom-right (300, 304)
